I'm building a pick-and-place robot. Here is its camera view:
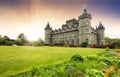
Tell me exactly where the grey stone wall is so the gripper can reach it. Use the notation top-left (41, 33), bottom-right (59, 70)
top-left (52, 30), bottom-right (79, 45)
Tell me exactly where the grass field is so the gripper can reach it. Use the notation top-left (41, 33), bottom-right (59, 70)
top-left (0, 46), bottom-right (105, 77)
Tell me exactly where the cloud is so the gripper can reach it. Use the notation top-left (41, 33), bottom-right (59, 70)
top-left (0, 0), bottom-right (30, 5)
top-left (0, 0), bottom-right (120, 40)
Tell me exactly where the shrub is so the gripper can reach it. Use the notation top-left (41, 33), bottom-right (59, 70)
top-left (102, 45), bottom-right (108, 48)
top-left (69, 45), bottom-right (77, 47)
top-left (86, 55), bottom-right (98, 61)
top-left (94, 45), bottom-right (102, 48)
top-left (106, 47), bottom-right (109, 51)
top-left (108, 44), bottom-right (115, 49)
top-left (94, 45), bottom-right (108, 48)
top-left (114, 49), bottom-right (120, 53)
top-left (98, 51), bottom-right (119, 66)
top-left (31, 67), bottom-right (40, 77)
top-left (85, 69), bottom-right (104, 77)
top-left (81, 42), bottom-right (88, 47)
top-left (90, 45), bottom-right (94, 48)
top-left (71, 54), bottom-right (84, 62)
top-left (78, 45), bottom-right (81, 47)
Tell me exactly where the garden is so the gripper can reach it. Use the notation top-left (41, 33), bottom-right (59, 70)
top-left (8, 47), bottom-right (120, 77)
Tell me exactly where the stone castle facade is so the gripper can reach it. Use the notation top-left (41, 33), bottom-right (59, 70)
top-left (45, 6), bottom-right (105, 45)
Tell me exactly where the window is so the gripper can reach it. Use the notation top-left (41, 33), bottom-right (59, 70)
top-left (77, 39), bottom-right (79, 44)
top-left (86, 38), bottom-right (88, 42)
top-left (72, 40), bottom-right (74, 44)
top-left (67, 40), bottom-right (69, 45)
top-left (86, 21), bottom-right (89, 25)
top-left (86, 29), bottom-right (88, 31)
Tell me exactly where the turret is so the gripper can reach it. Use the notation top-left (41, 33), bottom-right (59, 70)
top-left (78, 4), bottom-right (93, 45)
top-left (78, 8), bottom-right (92, 20)
top-left (96, 22), bottom-right (105, 45)
top-left (45, 22), bottom-right (52, 45)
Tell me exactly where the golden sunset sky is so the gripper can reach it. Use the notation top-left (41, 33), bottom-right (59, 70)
top-left (0, 0), bottom-right (120, 41)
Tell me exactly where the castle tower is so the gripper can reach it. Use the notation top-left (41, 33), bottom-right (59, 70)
top-left (45, 22), bottom-right (52, 45)
top-left (78, 4), bottom-right (92, 45)
top-left (96, 22), bottom-right (105, 45)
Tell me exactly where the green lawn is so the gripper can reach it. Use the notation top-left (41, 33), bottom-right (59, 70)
top-left (0, 46), bottom-right (105, 77)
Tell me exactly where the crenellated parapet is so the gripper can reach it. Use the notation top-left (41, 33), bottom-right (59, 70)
top-left (52, 18), bottom-right (79, 34)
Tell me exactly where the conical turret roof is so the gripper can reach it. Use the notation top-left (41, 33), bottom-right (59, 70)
top-left (78, 4), bottom-right (92, 19)
top-left (98, 22), bottom-right (105, 30)
top-left (45, 22), bottom-right (51, 30)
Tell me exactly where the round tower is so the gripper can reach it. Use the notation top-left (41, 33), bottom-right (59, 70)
top-left (78, 4), bottom-right (92, 45)
top-left (97, 22), bottom-right (105, 45)
top-left (45, 22), bottom-right (52, 45)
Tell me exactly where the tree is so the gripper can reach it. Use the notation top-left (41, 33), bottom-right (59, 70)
top-left (3, 36), bottom-right (9, 40)
top-left (31, 38), bottom-right (45, 46)
top-left (0, 38), bottom-right (5, 45)
top-left (105, 37), bottom-right (111, 44)
top-left (14, 39), bottom-right (22, 45)
top-left (17, 33), bottom-right (28, 45)
top-left (81, 42), bottom-right (88, 47)
top-left (0, 35), bottom-right (13, 45)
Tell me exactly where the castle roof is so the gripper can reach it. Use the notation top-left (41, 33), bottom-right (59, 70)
top-left (45, 22), bottom-right (51, 30)
top-left (66, 18), bottom-right (77, 23)
top-left (97, 22), bottom-right (105, 30)
top-left (78, 5), bottom-right (92, 19)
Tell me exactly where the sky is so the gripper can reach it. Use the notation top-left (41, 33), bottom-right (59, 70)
top-left (0, 0), bottom-right (120, 41)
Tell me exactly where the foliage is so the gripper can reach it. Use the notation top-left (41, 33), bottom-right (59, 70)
top-left (114, 49), bottom-right (120, 52)
top-left (17, 33), bottom-right (28, 45)
top-left (0, 46), bottom-right (105, 76)
top-left (0, 36), bottom-right (14, 46)
top-left (71, 54), bottom-right (84, 62)
top-left (31, 38), bottom-right (45, 46)
top-left (110, 67), bottom-right (120, 77)
top-left (7, 48), bottom-right (120, 77)
top-left (106, 47), bottom-right (109, 51)
top-left (14, 39), bottom-right (22, 45)
top-left (105, 37), bottom-right (120, 44)
top-left (86, 55), bottom-right (99, 61)
top-left (98, 51), bottom-right (119, 66)
top-left (85, 69), bottom-right (104, 77)
top-left (105, 37), bottom-right (112, 44)
top-left (81, 42), bottom-right (88, 47)
top-left (109, 44), bottom-right (115, 49)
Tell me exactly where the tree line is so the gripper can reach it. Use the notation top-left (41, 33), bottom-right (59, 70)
top-left (0, 33), bottom-right (44, 46)
top-left (0, 34), bottom-right (120, 46)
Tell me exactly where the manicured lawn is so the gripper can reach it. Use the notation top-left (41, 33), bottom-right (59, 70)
top-left (0, 46), bottom-right (105, 76)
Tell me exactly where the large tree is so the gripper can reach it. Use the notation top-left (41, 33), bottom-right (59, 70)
top-left (31, 38), bottom-right (45, 46)
top-left (105, 37), bottom-right (112, 44)
top-left (0, 35), bottom-right (13, 45)
top-left (17, 33), bottom-right (28, 45)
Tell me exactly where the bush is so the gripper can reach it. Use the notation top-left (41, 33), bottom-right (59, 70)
top-left (94, 45), bottom-right (102, 48)
top-left (81, 42), bottom-right (88, 47)
top-left (90, 45), bottom-right (94, 48)
top-left (71, 54), bottom-right (84, 62)
top-left (85, 69), bottom-right (104, 77)
top-left (114, 49), bottom-right (120, 53)
top-left (86, 55), bottom-right (98, 61)
top-left (108, 44), bottom-right (115, 49)
top-left (106, 47), bottom-right (109, 51)
top-left (102, 45), bottom-right (108, 48)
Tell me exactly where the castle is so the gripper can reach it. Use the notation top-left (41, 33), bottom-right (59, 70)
top-left (45, 5), bottom-right (105, 46)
